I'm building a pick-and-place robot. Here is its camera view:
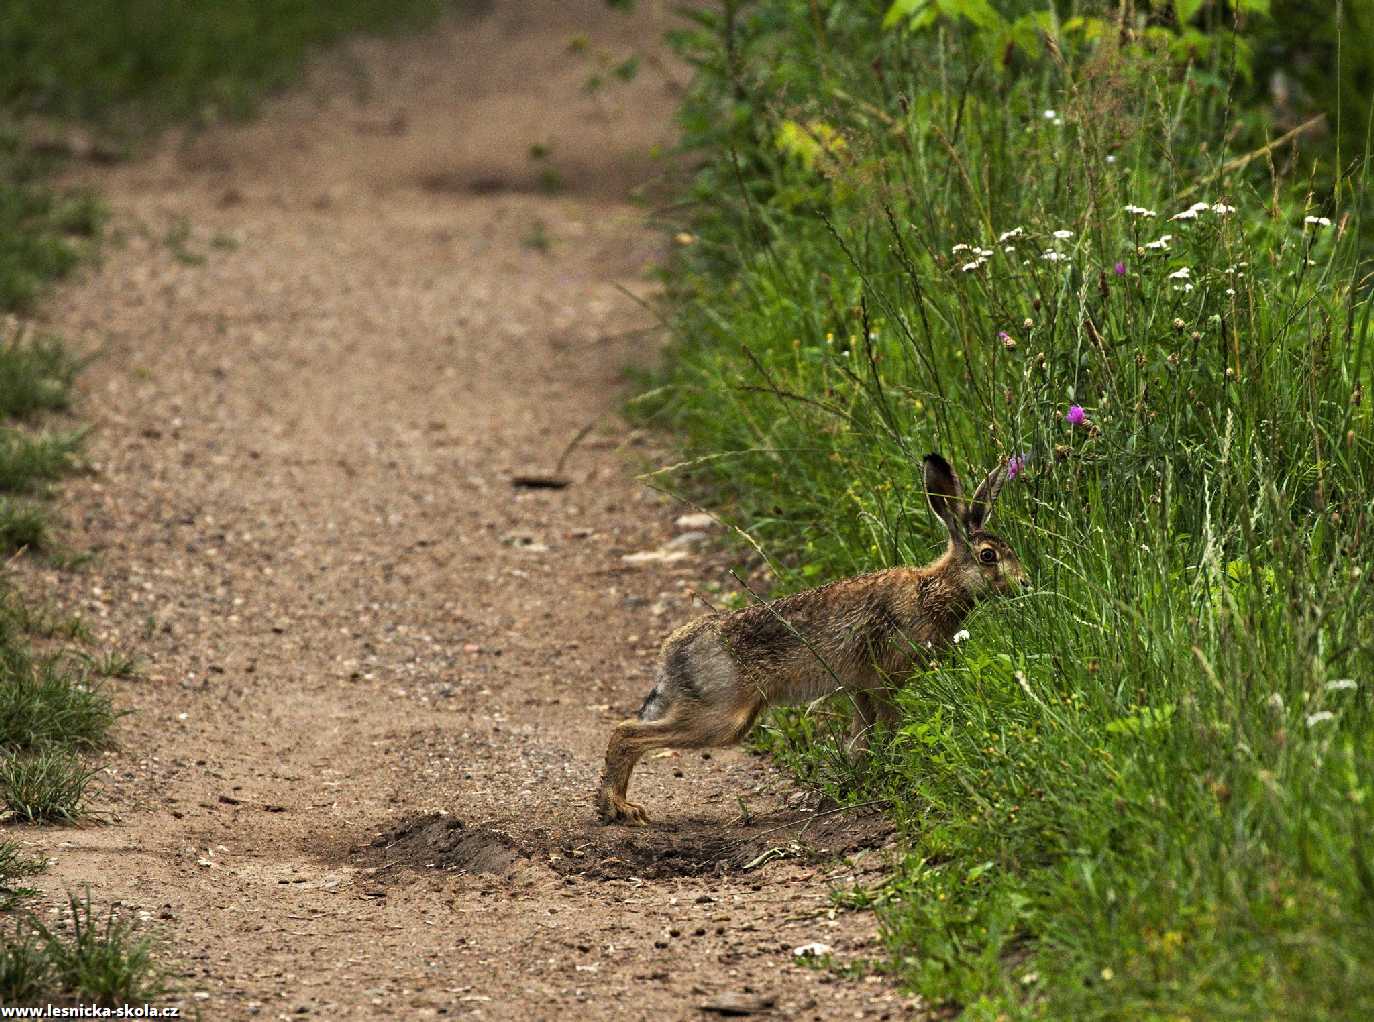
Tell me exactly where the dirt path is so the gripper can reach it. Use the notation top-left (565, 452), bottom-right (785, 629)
top-left (16, 4), bottom-right (911, 1019)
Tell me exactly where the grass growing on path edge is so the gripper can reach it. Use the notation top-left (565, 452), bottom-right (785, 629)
top-left (647, 3), bottom-right (1374, 1019)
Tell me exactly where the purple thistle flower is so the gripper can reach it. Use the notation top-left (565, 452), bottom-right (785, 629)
top-left (1065, 404), bottom-right (1086, 426)
top-left (1006, 452), bottom-right (1028, 480)
top-left (997, 330), bottom-right (1010, 341)
top-left (1113, 261), bottom-right (1127, 276)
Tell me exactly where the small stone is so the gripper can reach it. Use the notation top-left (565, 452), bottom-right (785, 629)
top-left (665, 531), bottom-right (708, 549)
top-left (621, 549), bottom-right (689, 565)
top-left (674, 513), bottom-right (716, 530)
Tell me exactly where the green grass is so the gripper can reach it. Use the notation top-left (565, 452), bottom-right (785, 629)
top-left (0, 131), bottom-right (103, 313)
top-left (650, 2), bottom-right (1374, 1019)
top-left (0, 842), bottom-right (44, 911)
top-left (0, 751), bottom-right (97, 824)
top-left (0, 893), bottom-right (166, 1008)
top-left (0, 326), bottom-right (88, 555)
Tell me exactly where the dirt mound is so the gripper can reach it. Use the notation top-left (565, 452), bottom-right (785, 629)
top-left (364, 813), bottom-right (527, 876)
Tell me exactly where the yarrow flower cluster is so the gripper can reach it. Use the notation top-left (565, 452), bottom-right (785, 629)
top-left (953, 242), bottom-right (995, 272)
top-left (1304, 215), bottom-right (1333, 228)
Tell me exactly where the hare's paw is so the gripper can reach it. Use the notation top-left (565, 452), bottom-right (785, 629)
top-left (597, 791), bottom-right (650, 826)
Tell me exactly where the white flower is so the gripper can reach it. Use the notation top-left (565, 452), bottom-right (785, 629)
top-left (1226, 288), bottom-right (1236, 296)
top-left (1003, 245), bottom-right (1016, 253)
top-left (1189, 201), bottom-right (1210, 213)
top-left (1042, 109), bottom-right (1057, 120)
top-left (1304, 215), bottom-right (1332, 227)
top-left (1105, 155), bottom-right (1117, 164)
top-left (1174, 283), bottom-right (1194, 293)
top-left (1168, 267), bottom-right (1191, 280)
top-left (960, 260), bottom-right (984, 273)
top-left (1211, 203), bottom-right (1235, 215)
top-left (952, 629), bottom-right (971, 644)
top-left (975, 247), bottom-right (994, 258)
top-left (1326, 679), bottom-right (1358, 691)
top-left (1170, 208), bottom-right (1200, 221)
top-left (1145, 235), bottom-right (1173, 250)
top-left (1041, 251), bottom-right (1068, 262)
top-left (1306, 711), bottom-right (1335, 727)
top-left (1265, 692), bottom-right (1284, 711)
top-left (1052, 229), bottom-right (1074, 239)
top-left (952, 243), bottom-right (973, 254)
top-left (1124, 205), bottom-right (1156, 217)
top-left (997, 226), bottom-right (1025, 242)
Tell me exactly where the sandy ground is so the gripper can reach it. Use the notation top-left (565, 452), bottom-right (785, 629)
top-left (13, 2), bottom-right (918, 1018)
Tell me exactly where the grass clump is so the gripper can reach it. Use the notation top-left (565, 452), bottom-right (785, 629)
top-left (0, 327), bottom-right (85, 554)
top-left (0, 841), bottom-right (44, 910)
top-left (0, 751), bottom-right (97, 824)
top-left (0, 893), bottom-right (166, 1008)
top-left (651, 2), bottom-right (1374, 1018)
top-left (0, 130), bottom-right (103, 313)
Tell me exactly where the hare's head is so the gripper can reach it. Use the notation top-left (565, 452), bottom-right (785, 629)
top-left (923, 453), bottom-right (1027, 597)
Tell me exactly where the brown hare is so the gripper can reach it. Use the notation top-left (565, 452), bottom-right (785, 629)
top-left (596, 453), bottom-right (1027, 825)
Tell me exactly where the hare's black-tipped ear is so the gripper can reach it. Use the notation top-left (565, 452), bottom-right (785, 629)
top-left (967, 462), bottom-right (1009, 530)
top-left (923, 453), bottom-right (967, 546)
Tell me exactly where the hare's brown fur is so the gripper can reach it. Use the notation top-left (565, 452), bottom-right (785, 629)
top-left (597, 453), bottom-right (1026, 825)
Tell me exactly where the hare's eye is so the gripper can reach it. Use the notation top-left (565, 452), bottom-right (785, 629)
top-left (978, 547), bottom-right (998, 565)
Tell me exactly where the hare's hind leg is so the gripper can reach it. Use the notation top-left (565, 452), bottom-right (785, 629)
top-left (597, 697), bottom-right (762, 825)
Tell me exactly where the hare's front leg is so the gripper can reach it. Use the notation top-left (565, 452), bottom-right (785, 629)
top-left (847, 687), bottom-right (900, 759)
top-left (848, 691), bottom-right (876, 756)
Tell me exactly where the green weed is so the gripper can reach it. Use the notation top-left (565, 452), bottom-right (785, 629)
top-left (522, 219), bottom-right (553, 253)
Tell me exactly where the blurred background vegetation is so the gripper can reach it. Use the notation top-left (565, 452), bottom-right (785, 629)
top-left (0, 0), bottom-right (461, 126)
